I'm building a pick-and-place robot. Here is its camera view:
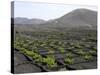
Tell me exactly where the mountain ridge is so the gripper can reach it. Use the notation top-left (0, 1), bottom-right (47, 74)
top-left (13, 8), bottom-right (97, 31)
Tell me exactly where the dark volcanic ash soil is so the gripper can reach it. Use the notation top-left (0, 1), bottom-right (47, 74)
top-left (14, 50), bottom-right (41, 74)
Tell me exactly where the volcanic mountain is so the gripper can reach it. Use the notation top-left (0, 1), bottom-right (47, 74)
top-left (13, 8), bottom-right (97, 31)
top-left (40, 8), bottom-right (97, 29)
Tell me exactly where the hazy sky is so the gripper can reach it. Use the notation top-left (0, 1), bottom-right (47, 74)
top-left (14, 1), bottom-right (97, 20)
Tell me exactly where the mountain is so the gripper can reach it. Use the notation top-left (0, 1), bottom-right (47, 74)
top-left (40, 8), bottom-right (97, 29)
top-left (13, 8), bottom-right (97, 31)
top-left (57, 8), bottom-right (97, 27)
top-left (14, 17), bottom-right (46, 25)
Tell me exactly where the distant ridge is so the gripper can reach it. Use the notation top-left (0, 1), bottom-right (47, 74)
top-left (13, 17), bottom-right (46, 25)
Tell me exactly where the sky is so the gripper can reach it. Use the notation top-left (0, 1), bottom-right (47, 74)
top-left (14, 1), bottom-right (97, 21)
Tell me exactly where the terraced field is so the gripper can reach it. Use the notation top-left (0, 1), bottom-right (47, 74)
top-left (13, 30), bottom-right (97, 73)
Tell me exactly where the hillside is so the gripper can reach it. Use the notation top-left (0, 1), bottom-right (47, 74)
top-left (13, 8), bottom-right (97, 31)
